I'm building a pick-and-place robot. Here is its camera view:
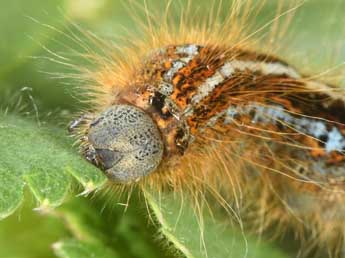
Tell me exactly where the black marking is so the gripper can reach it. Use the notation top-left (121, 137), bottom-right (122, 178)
top-left (95, 148), bottom-right (123, 170)
top-left (174, 122), bottom-right (191, 155)
top-left (151, 91), bottom-right (166, 110)
top-left (151, 91), bottom-right (172, 119)
top-left (319, 134), bottom-right (329, 145)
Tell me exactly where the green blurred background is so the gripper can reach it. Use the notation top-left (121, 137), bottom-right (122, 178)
top-left (1, 0), bottom-right (345, 257)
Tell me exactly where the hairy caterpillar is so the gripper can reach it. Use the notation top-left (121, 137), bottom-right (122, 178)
top-left (65, 1), bottom-right (345, 257)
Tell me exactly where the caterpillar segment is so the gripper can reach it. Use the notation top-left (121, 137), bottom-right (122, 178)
top-left (122, 44), bottom-right (345, 166)
top-left (70, 43), bottom-right (345, 256)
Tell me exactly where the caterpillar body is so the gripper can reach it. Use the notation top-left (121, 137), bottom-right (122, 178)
top-left (68, 1), bottom-right (345, 257)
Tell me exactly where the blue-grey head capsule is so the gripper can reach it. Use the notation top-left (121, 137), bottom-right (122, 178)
top-left (87, 104), bottom-right (164, 183)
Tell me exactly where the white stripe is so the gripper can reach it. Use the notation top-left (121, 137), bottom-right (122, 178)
top-left (191, 60), bottom-right (300, 106)
top-left (175, 44), bottom-right (199, 56)
top-left (163, 44), bottom-right (199, 84)
top-left (226, 60), bottom-right (300, 78)
top-left (163, 61), bottom-right (185, 81)
top-left (158, 82), bottom-right (174, 96)
top-left (219, 62), bottom-right (235, 77)
top-left (191, 71), bottom-right (224, 104)
top-left (222, 103), bottom-right (345, 153)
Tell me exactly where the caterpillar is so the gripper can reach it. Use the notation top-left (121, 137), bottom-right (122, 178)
top-left (66, 0), bottom-right (345, 257)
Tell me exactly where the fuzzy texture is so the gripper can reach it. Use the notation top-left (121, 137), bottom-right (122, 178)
top-left (66, 1), bottom-right (345, 257)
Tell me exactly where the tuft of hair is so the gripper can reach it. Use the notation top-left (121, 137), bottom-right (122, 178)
top-left (43, 0), bottom-right (345, 257)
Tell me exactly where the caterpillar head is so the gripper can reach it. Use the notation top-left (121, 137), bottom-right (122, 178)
top-left (84, 105), bottom-right (164, 183)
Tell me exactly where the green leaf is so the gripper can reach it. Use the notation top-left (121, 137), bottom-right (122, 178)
top-left (54, 195), bottom-right (173, 258)
top-left (145, 191), bottom-right (291, 258)
top-left (53, 239), bottom-right (118, 258)
top-left (0, 113), bottom-right (106, 220)
top-left (0, 166), bottom-right (24, 220)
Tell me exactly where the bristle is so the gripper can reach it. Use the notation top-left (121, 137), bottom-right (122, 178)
top-left (64, 1), bottom-right (345, 257)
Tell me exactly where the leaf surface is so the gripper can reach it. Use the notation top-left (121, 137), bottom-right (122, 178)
top-left (0, 114), bottom-right (106, 219)
top-left (145, 191), bottom-right (291, 258)
top-left (53, 239), bottom-right (119, 258)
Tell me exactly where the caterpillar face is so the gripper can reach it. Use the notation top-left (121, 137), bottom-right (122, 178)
top-left (85, 104), bottom-right (163, 183)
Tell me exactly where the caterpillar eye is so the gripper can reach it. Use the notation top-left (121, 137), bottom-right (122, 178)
top-left (87, 104), bottom-right (164, 183)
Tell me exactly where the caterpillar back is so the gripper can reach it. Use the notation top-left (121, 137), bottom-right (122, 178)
top-left (67, 1), bottom-right (345, 257)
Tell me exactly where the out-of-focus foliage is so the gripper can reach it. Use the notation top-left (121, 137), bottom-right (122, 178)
top-left (0, 199), bottom-right (68, 258)
top-left (52, 196), bottom-right (172, 258)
